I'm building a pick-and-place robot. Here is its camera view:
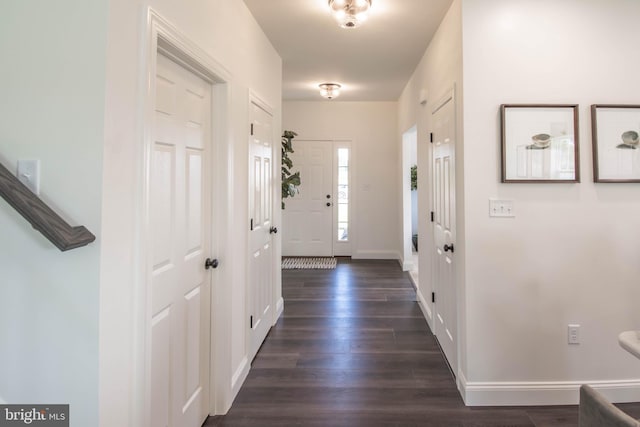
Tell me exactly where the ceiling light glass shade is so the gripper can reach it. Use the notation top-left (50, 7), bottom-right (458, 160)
top-left (328, 0), bottom-right (372, 29)
top-left (319, 83), bottom-right (341, 99)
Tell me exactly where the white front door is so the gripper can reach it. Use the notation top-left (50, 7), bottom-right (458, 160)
top-left (431, 91), bottom-right (457, 375)
top-left (282, 140), bottom-right (334, 256)
top-left (150, 53), bottom-right (212, 427)
top-left (248, 100), bottom-right (274, 360)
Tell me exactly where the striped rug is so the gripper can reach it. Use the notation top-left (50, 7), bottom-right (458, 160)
top-left (281, 257), bottom-right (337, 270)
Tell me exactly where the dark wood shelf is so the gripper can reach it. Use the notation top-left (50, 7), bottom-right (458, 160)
top-left (0, 162), bottom-right (95, 251)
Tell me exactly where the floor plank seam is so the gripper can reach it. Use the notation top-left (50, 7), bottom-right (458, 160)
top-left (207, 260), bottom-right (640, 426)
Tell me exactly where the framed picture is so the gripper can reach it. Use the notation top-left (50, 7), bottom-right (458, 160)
top-left (501, 104), bottom-right (580, 183)
top-left (591, 105), bottom-right (640, 183)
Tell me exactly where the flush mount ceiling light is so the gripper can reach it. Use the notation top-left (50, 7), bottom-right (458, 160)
top-left (319, 83), bottom-right (342, 99)
top-left (328, 0), bottom-right (372, 29)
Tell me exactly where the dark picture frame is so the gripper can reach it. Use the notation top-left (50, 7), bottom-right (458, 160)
top-left (501, 104), bottom-right (580, 183)
top-left (591, 104), bottom-right (640, 183)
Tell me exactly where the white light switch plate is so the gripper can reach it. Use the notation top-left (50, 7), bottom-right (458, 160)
top-left (17, 159), bottom-right (40, 195)
top-left (568, 324), bottom-right (580, 345)
top-left (489, 199), bottom-right (514, 217)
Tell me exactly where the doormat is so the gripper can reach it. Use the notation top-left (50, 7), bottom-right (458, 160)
top-left (282, 257), bottom-right (337, 270)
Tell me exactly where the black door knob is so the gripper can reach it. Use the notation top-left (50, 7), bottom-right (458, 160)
top-left (270, 226), bottom-right (278, 234)
top-left (326, 202), bottom-right (331, 207)
top-left (443, 244), bottom-right (454, 253)
top-left (205, 258), bottom-right (219, 269)
top-left (326, 194), bottom-right (331, 199)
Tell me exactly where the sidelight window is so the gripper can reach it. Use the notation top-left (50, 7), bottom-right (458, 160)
top-left (337, 148), bottom-right (349, 241)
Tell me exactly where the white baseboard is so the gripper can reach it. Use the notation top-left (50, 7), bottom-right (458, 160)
top-left (274, 297), bottom-right (284, 324)
top-left (415, 288), bottom-right (433, 331)
top-left (459, 371), bottom-right (640, 406)
top-left (401, 260), bottom-right (413, 271)
top-left (408, 270), bottom-right (418, 290)
top-left (353, 250), bottom-right (400, 260)
top-left (230, 356), bottom-right (249, 402)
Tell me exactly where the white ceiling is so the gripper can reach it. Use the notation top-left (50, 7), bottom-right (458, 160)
top-left (243, 0), bottom-right (454, 101)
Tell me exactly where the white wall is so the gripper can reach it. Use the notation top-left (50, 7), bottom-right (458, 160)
top-left (0, 1), bottom-right (108, 425)
top-left (397, 0), bottom-right (464, 350)
top-left (100, 1), bottom-right (282, 424)
top-left (0, 1), bottom-right (281, 425)
top-left (283, 101), bottom-right (400, 260)
top-left (401, 0), bottom-right (640, 406)
top-left (460, 0), bottom-right (640, 404)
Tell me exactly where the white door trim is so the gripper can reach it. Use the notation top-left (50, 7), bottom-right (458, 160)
top-left (401, 126), bottom-right (417, 272)
top-left (247, 93), bottom-right (283, 326)
top-left (248, 91), bottom-right (273, 120)
top-left (432, 90), bottom-right (454, 115)
top-left (429, 86), bottom-right (459, 378)
top-left (247, 91), bottom-right (278, 355)
top-left (135, 9), bottom-right (234, 427)
top-left (283, 137), bottom-right (354, 257)
top-left (332, 140), bottom-right (352, 257)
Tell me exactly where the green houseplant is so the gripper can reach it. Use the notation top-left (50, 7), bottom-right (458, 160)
top-left (281, 130), bottom-right (301, 209)
top-left (411, 164), bottom-right (417, 250)
top-left (411, 165), bottom-right (417, 191)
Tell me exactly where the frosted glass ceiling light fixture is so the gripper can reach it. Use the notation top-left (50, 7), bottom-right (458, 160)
top-left (328, 0), bottom-right (372, 29)
top-left (319, 83), bottom-right (341, 99)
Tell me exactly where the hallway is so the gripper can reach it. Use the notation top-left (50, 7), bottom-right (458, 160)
top-left (207, 259), bottom-right (635, 426)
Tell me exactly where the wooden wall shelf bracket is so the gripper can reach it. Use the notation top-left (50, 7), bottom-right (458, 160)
top-left (0, 162), bottom-right (95, 251)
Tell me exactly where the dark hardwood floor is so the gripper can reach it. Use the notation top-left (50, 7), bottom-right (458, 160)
top-left (206, 259), bottom-right (640, 426)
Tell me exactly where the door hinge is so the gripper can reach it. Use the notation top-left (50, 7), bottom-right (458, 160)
top-left (430, 132), bottom-right (433, 143)
top-left (250, 123), bottom-right (254, 136)
top-left (250, 315), bottom-right (253, 328)
top-left (432, 292), bottom-right (435, 303)
top-left (250, 218), bottom-right (254, 231)
top-left (430, 211), bottom-right (434, 222)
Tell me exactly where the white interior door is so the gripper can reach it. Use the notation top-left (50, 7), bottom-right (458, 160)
top-left (248, 100), bottom-right (274, 360)
top-left (149, 53), bottom-right (212, 427)
top-left (282, 140), bottom-right (333, 256)
top-left (431, 92), bottom-right (457, 375)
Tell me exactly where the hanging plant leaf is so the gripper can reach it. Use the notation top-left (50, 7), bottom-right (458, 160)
top-left (411, 164), bottom-right (417, 191)
top-left (281, 130), bottom-right (300, 209)
top-left (282, 156), bottom-right (293, 169)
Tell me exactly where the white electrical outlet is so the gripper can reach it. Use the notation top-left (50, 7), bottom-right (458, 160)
top-left (17, 159), bottom-right (40, 195)
top-left (489, 199), bottom-right (515, 217)
top-left (568, 324), bottom-right (580, 344)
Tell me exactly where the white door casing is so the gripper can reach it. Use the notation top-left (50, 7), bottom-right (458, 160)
top-left (149, 53), bottom-right (212, 427)
top-left (431, 90), bottom-right (457, 376)
top-left (402, 127), bottom-right (418, 272)
top-left (248, 99), bottom-right (274, 360)
top-left (333, 141), bottom-right (352, 257)
top-left (282, 140), bottom-right (334, 256)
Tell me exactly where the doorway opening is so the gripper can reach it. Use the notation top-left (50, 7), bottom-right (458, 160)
top-left (138, 9), bottom-right (235, 425)
top-left (402, 126), bottom-right (418, 285)
top-left (248, 96), bottom-right (275, 362)
top-left (430, 89), bottom-right (457, 376)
